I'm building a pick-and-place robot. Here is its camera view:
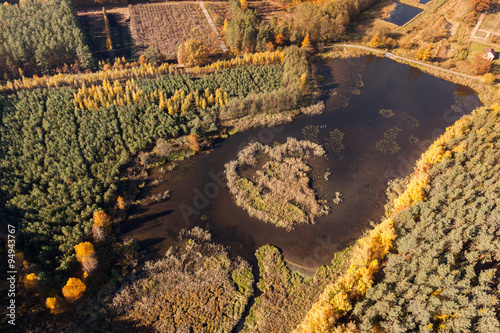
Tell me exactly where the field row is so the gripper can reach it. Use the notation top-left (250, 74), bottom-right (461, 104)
top-left (129, 2), bottom-right (220, 57)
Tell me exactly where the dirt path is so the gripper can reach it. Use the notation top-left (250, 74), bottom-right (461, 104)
top-left (332, 44), bottom-right (482, 82)
top-left (199, 1), bottom-right (228, 52)
top-left (471, 13), bottom-right (487, 39)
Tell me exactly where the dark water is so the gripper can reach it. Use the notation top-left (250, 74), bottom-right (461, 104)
top-left (123, 56), bottom-right (481, 274)
top-left (384, 3), bottom-right (423, 26)
top-left (419, 0), bottom-right (432, 4)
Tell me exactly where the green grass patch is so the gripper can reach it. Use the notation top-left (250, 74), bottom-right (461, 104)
top-left (467, 41), bottom-right (491, 60)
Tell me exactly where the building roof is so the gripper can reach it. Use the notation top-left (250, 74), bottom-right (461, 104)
top-left (483, 47), bottom-right (496, 55)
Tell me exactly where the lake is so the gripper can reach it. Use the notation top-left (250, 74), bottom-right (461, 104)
top-left (384, 2), bottom-right (423, 26)
top-left (122, 56), bottom-right (481, 275)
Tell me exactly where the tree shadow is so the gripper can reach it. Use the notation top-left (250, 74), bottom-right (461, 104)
top-left (121, 209), bottom-right (174, 234)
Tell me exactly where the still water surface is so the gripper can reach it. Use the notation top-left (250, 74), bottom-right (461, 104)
top-left (123, 56), bottom-right (481, 273)
top-left (384, 2), bottom-right (423, 26)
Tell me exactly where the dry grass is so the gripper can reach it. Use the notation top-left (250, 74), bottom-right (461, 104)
top-left (225, 138), bottom-right (329, 231)
top-left (479, 12), bottom-right (500, 34)
top-left (222, 109), bottom-right (299, 132)
top-left (300, 101), bottom-right (325, 116)
top-left (108, 227), bottom-right (253, 332)
top-left (324, 47), bottom-right (371, 59)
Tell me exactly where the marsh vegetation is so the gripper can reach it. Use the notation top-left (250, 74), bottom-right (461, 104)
top-left (108, 228), bottom-right (253, 332)
top-left (225, 138), bottom-right (330, 231)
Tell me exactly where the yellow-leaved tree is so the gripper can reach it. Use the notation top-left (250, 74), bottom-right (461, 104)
top-left (369, 32), bottom-right (383, 48)
top-left (188, 134), bottom-right (200, 152)
top-left (301, 34), bottom-right (311, 49)
top-left (294, 218), bottom-right (396, 332)
top-left (46, 297), bottom-right (61, 314)
top-left (92, 210), bottom-right (111, 240)
top-left (74, 242), bottom-right (98, 274)
top-left (24, 273), bottom-right (38, 289)
top-left (62, 278), bottom-right (86, 303)
top-left (177, 38), bottom-right (209, 68)
top-left (415, 43), bottom-right (433, 61)
top-left (275, 33), bottom-right (284, 46)
top-left (117, 196), bottom-right (126, 210)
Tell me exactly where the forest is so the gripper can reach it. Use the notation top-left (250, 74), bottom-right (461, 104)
top-left (0, 0), bottom-right (92, 79)
top-left (2, 0), bottom-right (500, 331)
top-left (294, 105), bottom-right (500, 332)
top-left (223, 0), bottom-right (381, 51)
top-left (0, 46), bottom-right (311, 291)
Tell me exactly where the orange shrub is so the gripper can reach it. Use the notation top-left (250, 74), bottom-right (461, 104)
top-left (24, 273), bottom-right (38, 289)
top-left (62, 278), bottom-right (86, 303)
top-left (188, 134), bottom-right (200, 152)
top-left (117, 196), bottom-right (126, 210)
top-left (46, 297), bottom-right (61, 314)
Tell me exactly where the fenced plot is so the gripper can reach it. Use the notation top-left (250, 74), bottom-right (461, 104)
top-left (129, 2), bottom-right (220, 58)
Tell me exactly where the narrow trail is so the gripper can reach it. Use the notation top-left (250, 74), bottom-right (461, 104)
top-left (199, 1), bottom-right (228, 52)
top-left (471, 13), bottom-right (486, 39)
top-left (331, 44), bottom-right (482, 82)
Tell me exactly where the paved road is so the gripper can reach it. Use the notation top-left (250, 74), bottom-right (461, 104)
top-left (199, 1), bottom-right (228, 52)
top-left (332, 44), bottom-right (481, 82)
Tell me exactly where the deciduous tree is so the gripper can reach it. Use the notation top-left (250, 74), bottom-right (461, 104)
top-left (46, 297), bottom-right (61, 314)
top-left (415, 43), bottom-right (433, 61)
top-left (471, 53), bottom-right (491, 75)
top-left (24, 273), bottom-right (38, 289)
top-left (117, 196), bottom-right (126, 210)
top-left (74, 242), bottom-right (98, 273)
top-left (482, 72), bottom-right (495, 84)
top-left (301, 34), bottom-right (311, 48)
top-left (471, 0), bottom-right (494, 12)
top-left (275, 33), bottom-right (284, 46)
top-left (188, 134), bottom-right (200, 152)
top-left (369, 32), bottom-right (383, 48)
top-left (92, 210), bottom-right (111, 240)
top-left (62, 278), bottom-right (86, 303)
top-left (177, 39), bottom-right (209, 67)
top-left (103, 7), bottom-right (113, 51)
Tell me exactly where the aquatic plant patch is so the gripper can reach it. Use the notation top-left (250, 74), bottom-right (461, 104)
top-left (225, 138), bottom-right (330, 231)
top-left (376, 127), bottom-right (403, 154)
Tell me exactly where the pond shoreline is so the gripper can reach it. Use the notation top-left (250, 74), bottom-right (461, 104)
top-left (121, 55), bottom-right (482, 279)
top-left (325, 44), bottom-right (497, 105)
